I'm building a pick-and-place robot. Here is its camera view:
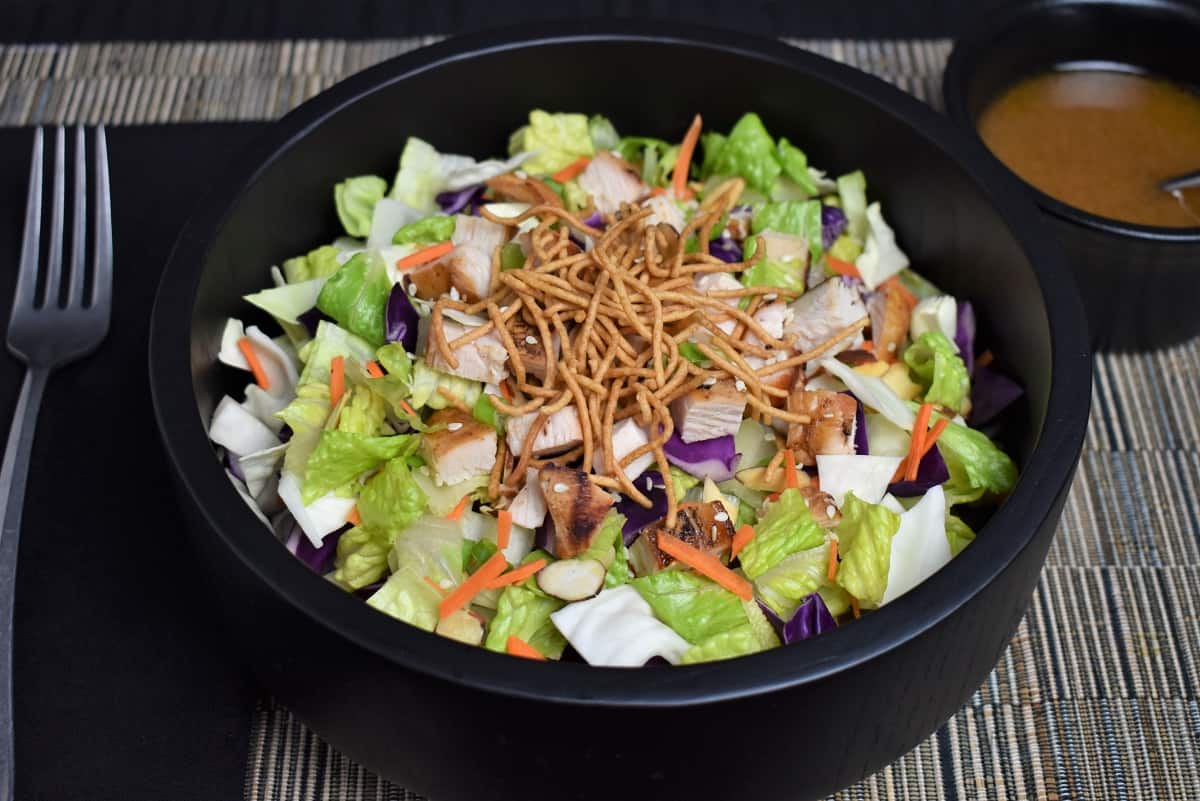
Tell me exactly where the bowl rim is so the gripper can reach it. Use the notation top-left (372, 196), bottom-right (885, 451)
top-left (150, 20), bottom-right (1091, 707)
top-left (943, 0), bottom-right (1200, 242)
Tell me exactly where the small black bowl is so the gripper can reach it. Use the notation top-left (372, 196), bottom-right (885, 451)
top-left (150, 22), bottom-right (1091, 801)
top-left (944, 0), bottom-right (1200, 351)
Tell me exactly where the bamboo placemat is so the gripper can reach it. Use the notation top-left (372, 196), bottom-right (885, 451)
top-left (3, 36), bottom-right (1196, 801)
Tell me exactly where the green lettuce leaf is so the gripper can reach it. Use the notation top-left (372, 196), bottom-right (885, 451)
top-left (739, 257), bottom-right (806, 294)
top-left (297, 321), bottom-right (376, 386)
top-left (334, 175), bottom-right (387, 238)
top-left (392, 215), bottom-right (455, 246)
top-left (275, 383), bottom-right (331, 477)
top-left (316, 251), bottom-right (390, 347)
top-left (827, 235), bottom-right (863, 263)
top-left (776, 138), bottom-right (818, 195)
top-left (946, 513), bottom-right (976, 557)
top-left (836, 170), bottom-right (868, 242)
top-left (462, 538), bottom-right (499, 575)
top-left (500, 241), bottom-right (525, 270)
top-left (927, 409), bottom-right (1018, 504)
top-left (368, 515), bottom-right (465, 631)
top-left (302, 431), bottom-right (417, 504)
top-left (704, 113), bottom-right (780, 195)
top-left (753, 541), bottom-right (832, 619)
top-left (358, 457), bottom-right (426, 535)
top-left (362, 343), bottom-right (415, 417)
top-left (410, 467), bottom-right (489, 516)
top-left (737, 488), bottom-right (824, 579)
top-left (408, 361), bottom-right (483, 411)
top-left (484, 582), bottom-right (567, 659)
top-left (335, 387), bottom-right (388, 436)
top-left (615, 136), bottom-right (676, 186)
top-left (390, 137), bottom-right (445, 213)
top-left (472, 392), bottom-right (503, 433)
top-left (903, 331), bottom-right (970, 413)
top-left (668, 466), bottom-right (702, 503)
top-left (282, 245), bottom-right (341, 284)
top-left (580, 511), bottom-right (632, 588)
top-left (508, 110), bottom-right (594, 175)
top-left (589, 114), bottom-right (620, 151)
top-left (835, 492), bottom-right (900, 608)
top-left (331, 526), bottom-right (391, 590)
top-left (749, 200), bottom-right (822, 262)
top-left (244, 277), bottom-right (326, 328)
top-left (699, 132), bottom-right (727, 179)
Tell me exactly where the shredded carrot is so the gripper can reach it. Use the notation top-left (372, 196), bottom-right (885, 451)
top-left (649, 186), bottom-right (668, 197)
top-left (498, 379), bottom-right (514, 401)
top-left (396, 240), bottom-right (453, 271)
top-left (977, 349), bottom-right (994, 368)
top-left (850, 596), bottom-right (861, 619)
top-left (439, 551), bottom-right (509, 619)
top-left (445, 494), bottom-right (471, 521)
top-left (496, 509), bottom-right (512, 550)
top-left (672, 114), bottom-right (703, 200)
top-left (827, 539), bottom-right (839, 582)
top-left (919, 418), bottom-right (950, 460)
top-left (551, 156), bottom-right (590, 183)
top-left (891, 456), bottom-right (908, 484)
top-left (506, 635), bottom-right (546, 661)
top-left (862, 340), bottom-right (875, 353)
top-left (783, 449), bottom-right (800, 489)
top-left (237, 338), bottom-right (271, 390)
top-left (731, 524), bottom-right (756, 558)
top-left (765, 492), bottom-right (781, 504)
top-left (329, 356), bottom-right (346, 408)
top-left (883, 276), bottom-right (918, 309)
top-left (657, 532), bottom-right (753, 600)
top-left (810, 476), bottom-right (820, 491)
top-left (906, 403), bottom-right (933, 482)
top-left (486, 558), bottom-right (547, 590)
top-left (398, 398), bottom-right (417, 417)
top-left (826, 257), bottom-right (862, 281)
top-left (346, 506), bottom-right (361, 527)
top-left (366, 360), bottom-right (384, 378)
top-left (423, 576), bottom-right (448, 597)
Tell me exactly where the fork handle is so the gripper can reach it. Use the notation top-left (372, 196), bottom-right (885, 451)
top-left (0, 366), bottom-right (49, 801)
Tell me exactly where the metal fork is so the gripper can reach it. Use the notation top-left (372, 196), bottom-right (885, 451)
top-left (0, 126), bottom-right (112, 801)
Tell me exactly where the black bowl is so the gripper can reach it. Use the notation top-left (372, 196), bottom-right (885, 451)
top-left (149, 23), bottom-right (1090, 801)
top-left (944, 0), bottom-right (1200, 351)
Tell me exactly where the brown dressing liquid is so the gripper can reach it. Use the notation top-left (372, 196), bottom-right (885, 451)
top-left (978, 70), bottom-right (1200, 228)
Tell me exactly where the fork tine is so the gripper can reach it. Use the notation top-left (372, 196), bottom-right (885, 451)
top-left (41, 126), bottom-right (66, 308)
top-left (12, 128), bottom-right (43, 313)
top-left (89, 125), bottom-right (112, 313)
top-left (67, 126), bottom-right (87, 308)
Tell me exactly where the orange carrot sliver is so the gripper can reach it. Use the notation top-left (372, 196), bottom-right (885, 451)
top-left (439, 551), bottom-right (509, 619)
top-left (346, 506), bottom-right (361, 527)
top-left (329, 355), bottom-right (346, 408)
top-left (827, 539), bottom-right (839, 582)
top-left (919, 418), bottom-right (950, 460)
top-left (850, 596), bottom-right (861, 619)
top-left (237, 338), bottom-right (271, 390)
top-left (366, 360), bottom-right (384, 378)
top-left (423, 576), bottom-right (448, 597)
top-left (498, 379), bottom-right (514, 401)
top-left (977, 349), bottom-right (994, 368)
top-left (496, 509), bottom-right (512, 550)
top-left (826, 257), bottom-right (862, 281)
top-left (906, 403), bottom-right (933, 482)
top-left (862, 340), bottom-right (875, 353)
top-left (486, 558), bottom-right (547, 590)
top-left (396, 240), bottom-right (453, 271)
top-left (649, 186), bottom-right (668, 197)
top-left (445, 494), bottom-right (471, 521)
top-left (731, 524), bottom-right (756, 559)
top-left (657, 532), bottom-right (753, 600)
top-left (672, 114), bottom-right (703, 200)
top-left (506, 635), bottom-right (545, 661)
top-left (891, 456), bottom-right (908, 484)
top-left (551, 156), bottom-right (590, 183)
top-left (884, 276), bottom-right (918, 309)
top-left (783, 449), bottom-right (800, 489)
top-left (398, 399), bottom-right (417, 417)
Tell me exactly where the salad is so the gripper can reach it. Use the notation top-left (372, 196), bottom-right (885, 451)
top-left (208, 110), bottom-right (1023, 666)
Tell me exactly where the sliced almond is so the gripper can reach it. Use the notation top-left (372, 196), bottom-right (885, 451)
top-left (536, 558), bottom-right (607, 602)
top-left (435, 608), bottom-right (485, 645)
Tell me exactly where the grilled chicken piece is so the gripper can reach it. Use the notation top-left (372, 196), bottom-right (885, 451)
top-left (670, 380), bottom-right (747, 443)
top-left (422, 409), bottom-right (498, 486)
top-left (726, 206), bottom-right (752, 240)
top-left (484, 173), bottom-right (562, 207)
top-left (866, 280), bottom-right (912, 362)
top-left (785, 389), bottom-right (858, 466)
top-left (798, 485), bottom-right (841, 528)
top-left (692, 271), bottom-right (742, 338)
top-left (430, 319), bottom-right (510, 385)
top-left (406, 259), bottom-right (453, 300)
top-left (442, 215), bottom-right (508, 301)
top-left (539, 465), bottom-right (614, 558)
top-left (785, 278), bottom-right (867, 356)
top-left (577, 152), bottom-right (645, 216)
top-left (758, 230), bottom-right (810, 270)
top-left (505, 406), bottom-right (583, 458)
top-left (508, 467), bottom-right (547, 529)
top-left (744, 301), bottom-right (797, 391)
top-left (591, 418), bottom-right (653, 479)
top-left (642, 194), bottom-right (685, 232)
top-left (506, 316), bottom-right (556, 380)
top-left (628, 501), bottom-right (735, 575)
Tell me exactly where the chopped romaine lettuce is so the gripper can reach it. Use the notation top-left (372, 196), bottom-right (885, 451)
top-left (335, 387), bottom-right (388, 436)
top-left (668, 466), bottom-right (702, 503)
top-left (282, 245), bottom-right (341, 284)
top-left (302, 431), bottom-right (418, 504)
top-left (334, 175), bottom-right (387, 238)
top-left (243, 278), bottom-right (326, 334)
top-left (946, 513), bottom-right (976, 556)
top-left (632, 570), bottom-right (774, 663)
top-left (588, 114), bottom-right (620, 151)
top-left (367, 516), bottom-right (465, 631)
top-left (931, 411), bottom-right (1018, 504)
top-left (836, 170), bottom-right (868, 242)
top-left (749, 199), bottom-right (822, 262)
top-left (275, 383), bottom-right (331, 476)
top-left (704, 112), bottom-right (781, 195)
top-left (410, 466), bottom-right (489, 516)
top-left (754, 542), bottom-right (831, 619)
top-left (903, 331), bottom-right (971, 413)
top-left (408, 361), bottom-right (483, 410)
top-left (776, 138), bottom-right (818, 195)
top-left (357, 457), bottom-right (426, 535)
top-left (315, 251), bottom-right (390, 346)
top-left (331, 526), bottom-right (391, 589)
top-left (834, 492), bottom-right (900, 608)
top-left (508, 110), bottom-right (595, 175)
top-left (392, 215), bottom-right (456, 246)
top-left (579, 511), bottom-right (632, 588)
top-left (737, 488), bottom-right (824, 579)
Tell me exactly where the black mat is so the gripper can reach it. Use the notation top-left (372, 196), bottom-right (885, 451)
top-left (0, 124), bottom-right (266, 801)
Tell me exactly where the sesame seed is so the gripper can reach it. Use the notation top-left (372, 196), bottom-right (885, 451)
top-left (826, 505), bottom-right (837, 518)
top-left (714, 511), bottom-right (729, 522)
top-left (645, 476), bottom-right (653, 491)
top-left (447, 422), bottom-right (463, 432)
top-left (500, 305), bottom-right (509, 313)
top-left (449, 286), bottom-right (460, 300)
top-left (887, 342), bottom-right (897, 352)
top-left (764, 293), bottom-right (778, 301)
top-left (703, 378), bottom-right (716, 387)
top-left (553, 482), bottom-right (568, 493)
top-left (735, 379), bottom-right (747, 391)
top-left (711, 525), bottom-right (718, 541)
top-left (407, 282), bottom-right (418, 295)
top-left (763, 431), bottom-right (775, 441)
top-left (525, 335), bottom-right (538, 345)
